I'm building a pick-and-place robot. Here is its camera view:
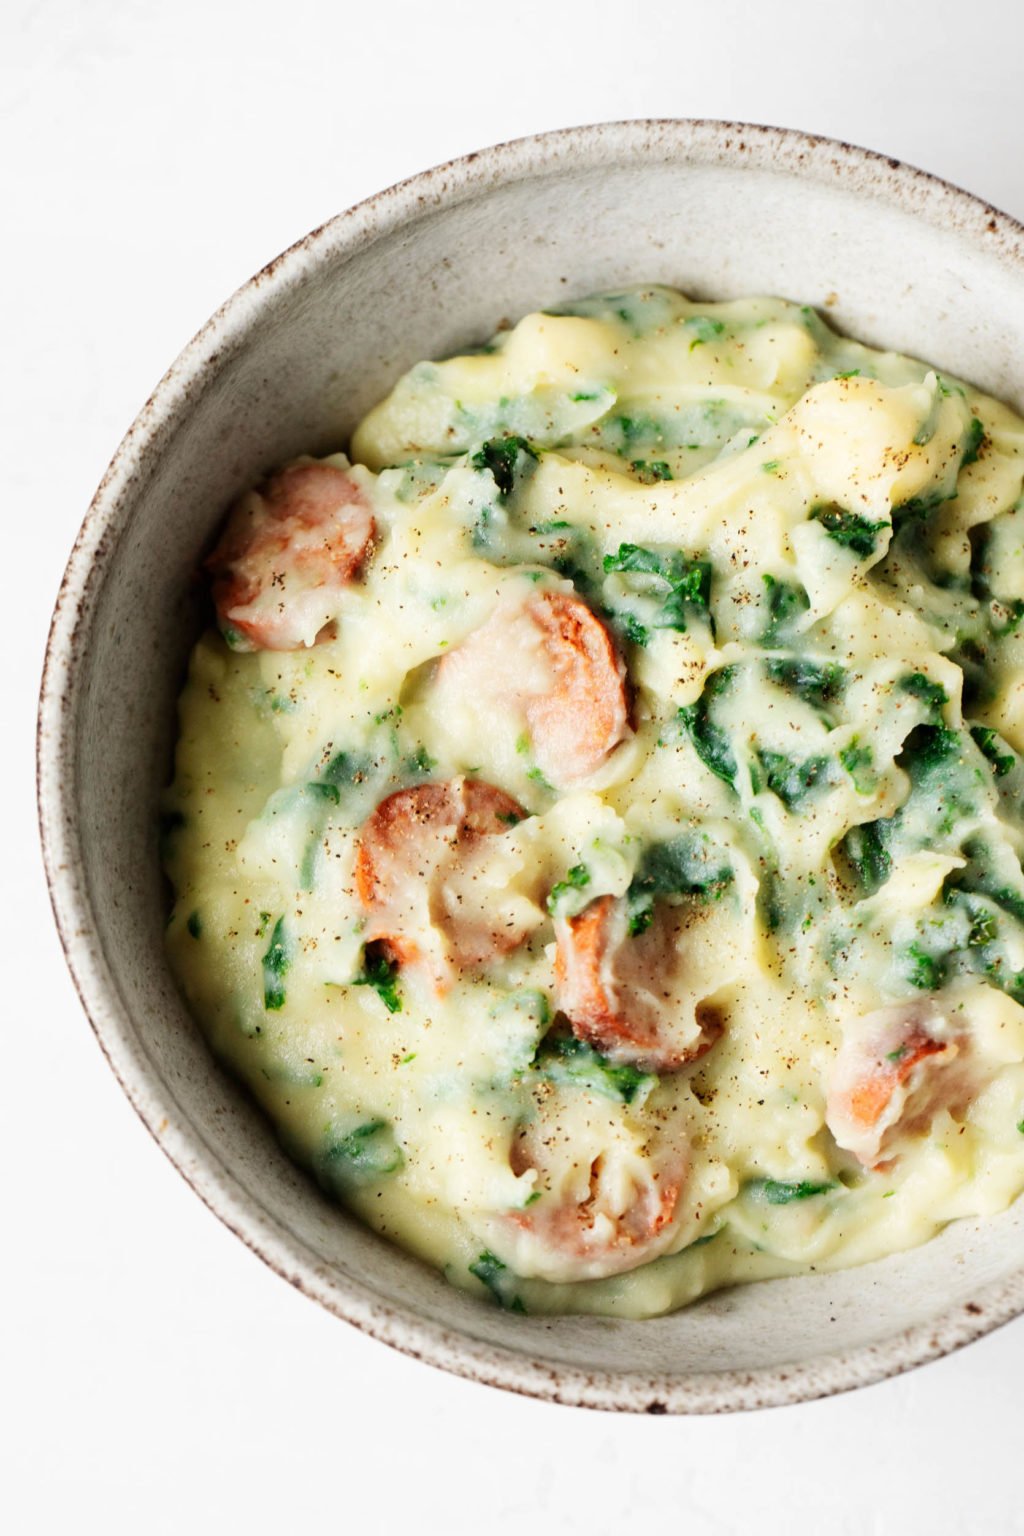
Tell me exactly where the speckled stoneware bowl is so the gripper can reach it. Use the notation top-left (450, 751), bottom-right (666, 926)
top-left (39, 120), bottom-right (1024, 1412)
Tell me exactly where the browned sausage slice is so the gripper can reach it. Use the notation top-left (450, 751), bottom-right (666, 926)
top-left (355, 778), bottom-right (531, 985)
top-left (525, 591), bottom-right (629, 785)
top-left (208, 461), bottom-right (375, 651)
top-left (555, 894), bottom-right (723, 1072)
top-left (436, 589), bottom-right (629, 787)
top-left (825, 1003), bottom-right (973, 1166)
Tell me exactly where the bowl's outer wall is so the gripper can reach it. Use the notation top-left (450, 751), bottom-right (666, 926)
top-left (40, 123), bottom-right (1024, 1411)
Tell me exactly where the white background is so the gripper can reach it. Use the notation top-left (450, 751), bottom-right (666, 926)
top-left (5, 1), bottom-right (1024, 1531)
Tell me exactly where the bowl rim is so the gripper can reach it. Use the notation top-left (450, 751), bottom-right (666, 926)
top-left (37, 116), bottom-right (1024, 1414)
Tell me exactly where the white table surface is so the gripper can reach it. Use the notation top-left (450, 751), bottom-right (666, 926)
top-left (6, 1), bottom-right (1024, 1530)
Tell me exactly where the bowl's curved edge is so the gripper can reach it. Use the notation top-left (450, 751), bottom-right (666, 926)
top-left (37, 117), bottom-right (1024, 1414)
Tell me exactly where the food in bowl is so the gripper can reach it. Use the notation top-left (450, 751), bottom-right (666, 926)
top-left (163, 283), bottom-right (1024, 1317)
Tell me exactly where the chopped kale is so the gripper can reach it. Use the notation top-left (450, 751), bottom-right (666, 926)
top-left (262, 917), bottom-right (290, 1011)
top-left (764, 657), bottom-right (847, 715)
top-left (547, 863), bottom-right (591, 914)
top-left (249, 686), bottom-right (296, 717)
top-left (811, 504), bottom-right (888, 560)
top-left (630, 459), bottom-right (673, 483)
top-left (960, 897), bottom-right (999, 948)
top-left (844, 820), bottom-right (892, 893)
top-left (898, 672), bottom-right (948, 719)
top-left (470, 435), bottom-right (538, 498)
top-left (971, 725), bottom-right (1016, 778)
top-left (402, 745), bottom-right (437, 777)
top-left (535, 1033), bottom-right (655, 1104)
top-left (220, 622), bottom-right (248, 651)
top-left (603, 545), bottom-right (669, 580)
top-left (677, 668), bottom-right (738, 789)
top-left (953, 636), bottom-right (993, 715)
top-left (471, 504), bottom-right (499, 552)
top-left (895, 486), bottom-right (956, 522)
top-left (962, 414), bottom-right (985, 466)
top-left (685, 315), bottom-right (726, 350)
top-left (469, 1251), bottom-right (526, 1312)
top-left (613, 412), bottom-right (663, 448)
top-left (498, 988), bottom-right (551, 1032)
top-left (839, 726), bottom-right (983, 895)
top-left (305, 781), bottom-right (341, 805)
top-left (521, 520), bottom-right (601, 595)
top-left (840, 726), bottom-right (983, 893)
top-left (761, 574), bottom-right (810, 646)
top-left (747, 1178), bottom-right (836, 1205)
top-left (630, 834), bottom-right (734, 901)
top-left (969, 520), bottom-right (1000, 604)
top-left (930, 881), bottom-right (1018, 999)
top-left (320, 749), bottom-right (370, 789)
top-left (603, 542), bottom-right (708, 599)
top-left (685, 1230), bottom-right (721, 1252)
top-left (756, 867), bottom-right (787, 936)
top-left (839, 740), bottom-right (874, 793)
top-left (626, 832), bottom-right (733, 935)
top-left (994, 599), bottom-right (1024, 639)
top-left (904, 724), bottom-right (963, 777)
top-left (621, 613), bottom-right (650, 647)
top-left (354, 943), bottom-right (403, 1013)
top-left (321, 1120), bottom-right (403, 1184)
top-left (755, 750), bottom-right (836, 811)
top-left (899, 727), bottom-right (976, 832)
top-left (947, 837), bottom-right (1024, 927)
top-left (904, 940), bottom-right (945, 991)
top-left (603, 542), bottom-right (711, 634)
top-left (626, 907), bottom-right (654, 937)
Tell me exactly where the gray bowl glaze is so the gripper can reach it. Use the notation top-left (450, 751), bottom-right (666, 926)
top-left (38, 120), bottom-right (1024, 1412)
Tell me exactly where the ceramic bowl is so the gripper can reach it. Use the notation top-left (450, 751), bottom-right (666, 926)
top-left (38, 120), bottom-right (1024, 1412)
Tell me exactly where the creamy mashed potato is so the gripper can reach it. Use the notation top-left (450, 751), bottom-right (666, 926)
top-left (164, 286), bottom-right (1024, 1317)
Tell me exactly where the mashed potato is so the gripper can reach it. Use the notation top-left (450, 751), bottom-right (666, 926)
top-left (164, 286), bottom-right (1024, 1317)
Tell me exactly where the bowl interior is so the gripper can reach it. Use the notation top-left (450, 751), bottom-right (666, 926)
top-left (43, 124), bottom-right (1024, 1410)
